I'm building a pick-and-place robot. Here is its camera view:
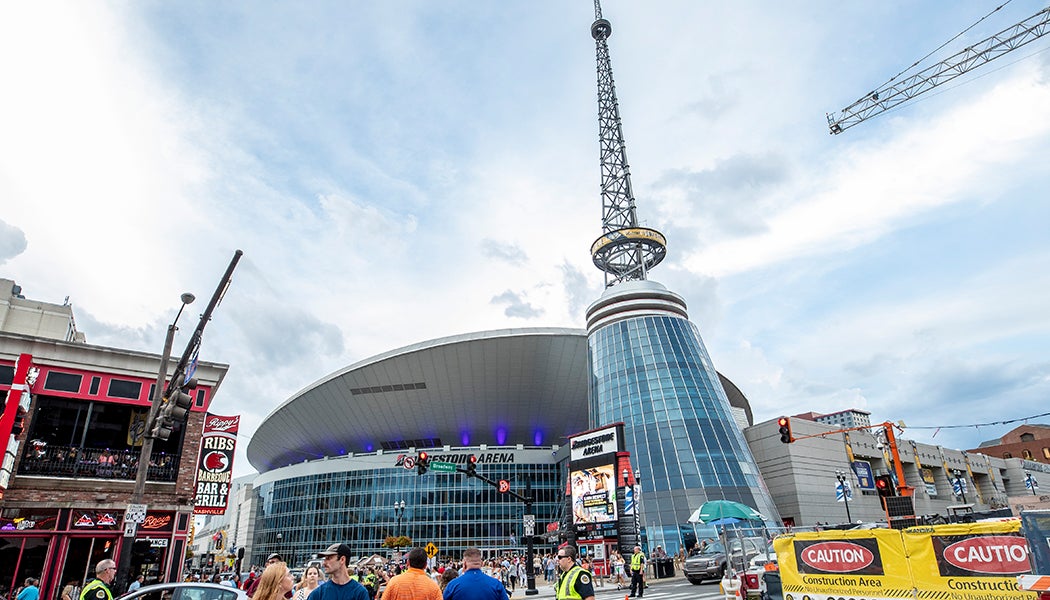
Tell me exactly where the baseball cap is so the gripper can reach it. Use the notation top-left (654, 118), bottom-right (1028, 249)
top-left (267, 553), bottom-right (283, 562)
top-left (316, 543), bottom-right (352, 560)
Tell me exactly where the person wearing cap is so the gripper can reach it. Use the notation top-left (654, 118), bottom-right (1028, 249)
top-left (555, 546), bottom-right (594, 600)
top-left (442, 547), bottom-right (508, 600)
top-left (382, 548), bottom-right (440, 600)
top-left (309, 544), bottom-right (369, 600)
top-left (248, 554), bottom-right (286, 597)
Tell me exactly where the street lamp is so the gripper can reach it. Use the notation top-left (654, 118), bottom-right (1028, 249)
top-left (394, 500), bottom-right (407, 555)
top-left (1025, 472), bottom-right (1038, 496)
top-left (835, 470), bottom-right (852, 524)
top-left (116, 292), bottom-right (195, 591)
top-left (953, 470), bottom-right (967, 504)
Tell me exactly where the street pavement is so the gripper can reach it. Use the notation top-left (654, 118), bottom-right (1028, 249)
top-left (509, 572), bottom-right (723, 600)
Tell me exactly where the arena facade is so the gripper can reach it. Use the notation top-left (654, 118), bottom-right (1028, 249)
top-left (246, 327), bottom-right (761, 565)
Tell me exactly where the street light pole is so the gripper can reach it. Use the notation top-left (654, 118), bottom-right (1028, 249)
top-left (1026, 472), bottom-right (1038, 496)
top-left (835, 470), bottom-right (852, 524)
top-left (115, 293), bottom-right (195, 592)
top-left (394, 500), bottom-right (406, 555)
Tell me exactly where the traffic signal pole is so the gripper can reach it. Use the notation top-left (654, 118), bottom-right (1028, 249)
top-left (456, 464), bottom-right (538, 595)
top-left (788, 421), bottom-right (914, 496)
top-left (115, 250), bottom-right (242, 592)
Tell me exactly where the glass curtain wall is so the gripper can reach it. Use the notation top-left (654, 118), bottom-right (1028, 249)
top-left (589, 314), bottom-right (781, 553)
top-left (252, 462), bottom-right (563, 565)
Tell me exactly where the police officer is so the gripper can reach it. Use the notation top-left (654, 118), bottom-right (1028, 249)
top-left (629, 545), bottom-right (646, 598)
top-left (80, 560), bottom-right (116, 600)
top-left (555, 546), bottom-right (595, 600)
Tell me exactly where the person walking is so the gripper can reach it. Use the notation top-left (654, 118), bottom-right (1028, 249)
top-left (443, 547), bottom-right (509, 600)
top-left (438, 569), bottom-right (458, 593)
top-left (628, 546), bottom-right (646, 598)
top-left (255, 562), bottom-right (295, 600)
top-left (80, 560), bottom-right (116, 600)
top-left (554, 546), bottom-right (594, 600)
top-left (249, 554), bottom-right (286, 598)
top-left (382, 548), bottom-right (441, 600)
top-left (128, 575), bottom-right (145, 593)
top-left (309, 543), bottom-right (369, 600)
top-left (60, 579), bottom-right (81, 600)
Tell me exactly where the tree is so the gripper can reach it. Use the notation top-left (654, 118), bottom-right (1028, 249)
top-left (381, 535), bottom-right (412, 549)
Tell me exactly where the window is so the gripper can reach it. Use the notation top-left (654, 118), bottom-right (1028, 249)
top-left (1043, 447), bottom-right (1050, 459)
top-left (1003, 452), bottom-right (1013, 459)
top-left (1022, 449), bottom-right (1034, 460)
top-left (1021, 433), bottom-right (1036, 442)
top-left (44, 371), bottom-right (82, 392)
top-left (107, 379), bottom-right (142, 399)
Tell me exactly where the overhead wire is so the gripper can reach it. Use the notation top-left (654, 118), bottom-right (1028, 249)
top-left (904, 409), bottom-right (1050, 430)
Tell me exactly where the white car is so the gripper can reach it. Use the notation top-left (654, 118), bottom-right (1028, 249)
top-left (119, 582), bottom-right (247, 600)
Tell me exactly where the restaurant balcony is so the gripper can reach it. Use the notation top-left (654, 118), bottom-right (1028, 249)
top-left (17, 441), bottom-right (179, 482)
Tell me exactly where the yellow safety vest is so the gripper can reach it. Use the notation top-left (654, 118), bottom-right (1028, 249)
top-left (631, 552), bottom-right (645, 571)
top-left (556, 566), bottom-right (590, 600)
top-left (80, 580), bottom-right (112, 600)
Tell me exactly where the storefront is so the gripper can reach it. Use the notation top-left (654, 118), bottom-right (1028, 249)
top-left (0, 508), bottom-right (190, 600)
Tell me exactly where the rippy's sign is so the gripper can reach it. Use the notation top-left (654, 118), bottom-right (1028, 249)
top-left (193, 414), bottom-right (240, 515)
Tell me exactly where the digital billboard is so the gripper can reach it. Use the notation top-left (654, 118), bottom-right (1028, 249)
top-left (571, 463), bottom-right (618, 524)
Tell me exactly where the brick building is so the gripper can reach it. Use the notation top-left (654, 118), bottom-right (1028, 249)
top-left (969, 424), bottom-right (1050, 464)
top-left (0, 280), bottom-right (228, 598)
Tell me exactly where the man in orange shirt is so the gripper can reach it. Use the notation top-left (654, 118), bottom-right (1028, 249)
top-left (381, 548), bottom-right (440, 600)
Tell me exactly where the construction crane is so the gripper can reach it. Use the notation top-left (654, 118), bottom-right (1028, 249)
top-left (827, 5), bottom-right (1050, 134)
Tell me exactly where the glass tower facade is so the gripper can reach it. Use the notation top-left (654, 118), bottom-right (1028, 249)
top-left (250, 449), bottom-right (565, 566)
top-left (587, 281), bottom-right (780, 553)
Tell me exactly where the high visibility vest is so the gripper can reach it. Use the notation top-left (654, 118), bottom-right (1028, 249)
top-left (631, 552), bottom-right (645, 571)
top-left (556, 566), bottom-right (589, 600)
top-left (80, 580), bottom-right (112, 600)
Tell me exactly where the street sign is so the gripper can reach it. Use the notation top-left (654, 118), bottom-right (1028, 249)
top-left (523, 514), bottom-right (535, 537)
top-left (402, 457), bottom-right (416, 470)
top-left (498, 480), bottom-right (510, 493)
top-left (424, 542), bottom-right (439, 558)
top-left (124, 521), bottom-right (138, 537)
top-left (126, 503), bottom-right (148, 523)
top-left (430, 461), bottom-right (457, 473)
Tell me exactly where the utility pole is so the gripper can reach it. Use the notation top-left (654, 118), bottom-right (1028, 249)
top-left (115, 250), bottom-right (242, 591)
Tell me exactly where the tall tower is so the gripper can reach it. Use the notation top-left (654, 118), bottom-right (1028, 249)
top-left (584, 1), bottom-right (780, 552)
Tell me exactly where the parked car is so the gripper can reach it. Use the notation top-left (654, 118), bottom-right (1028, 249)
top-left (118, 582), bottom-right (247, 600)
top-left (684, 536), bottom-right (766, 585)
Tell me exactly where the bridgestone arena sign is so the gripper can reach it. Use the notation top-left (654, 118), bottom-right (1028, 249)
top-left (193, 414), bottom-right (240, 515)
top-left (569, 426), bottom-right (622, 462)
top-left (393, 452), bottom-right (517, 466)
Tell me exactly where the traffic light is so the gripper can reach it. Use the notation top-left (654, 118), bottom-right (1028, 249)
top-left (466, 454), bottom-right (478, 477)
top-left (875, 474), bottom-right (896, 498)
top-left (416, 451), bottom-right (430, 475)
top-left (151, 377), bottom-right (198, 441)
top-left (777, 417), bottom-right (793, 443)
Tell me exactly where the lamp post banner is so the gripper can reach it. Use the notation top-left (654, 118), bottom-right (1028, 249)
top-left (193, 414), bottom-right (240, 515)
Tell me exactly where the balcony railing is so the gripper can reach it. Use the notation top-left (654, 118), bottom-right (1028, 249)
top-left (17, 442), bottom-right (179, 482)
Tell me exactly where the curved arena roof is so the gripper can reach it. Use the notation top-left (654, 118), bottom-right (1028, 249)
top-left (248, 327), bottom-right (753, 473)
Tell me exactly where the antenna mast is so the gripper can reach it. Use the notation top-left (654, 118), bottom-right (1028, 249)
top-left (589, 0), bottom-right (667, 287)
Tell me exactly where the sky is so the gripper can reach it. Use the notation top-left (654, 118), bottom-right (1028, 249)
top-left (2, 1), bottom-right (1050, 478)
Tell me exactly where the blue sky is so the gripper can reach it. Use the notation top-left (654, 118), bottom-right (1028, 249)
top-left (2, 1), bottom-right (1049, 476)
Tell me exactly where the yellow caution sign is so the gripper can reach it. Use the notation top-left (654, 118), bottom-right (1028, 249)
top-left (424, 542), bottom-right (439, 558)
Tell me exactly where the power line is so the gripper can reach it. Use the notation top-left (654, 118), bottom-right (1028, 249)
top-left (906, 410), bottom-right (1050, 430)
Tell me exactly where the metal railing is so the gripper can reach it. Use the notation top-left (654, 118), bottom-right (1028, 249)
top-left (17, 441), bottom-right (179, 482)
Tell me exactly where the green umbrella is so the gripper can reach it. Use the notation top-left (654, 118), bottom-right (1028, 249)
top-left (688, 500), bottom-right (765, 524)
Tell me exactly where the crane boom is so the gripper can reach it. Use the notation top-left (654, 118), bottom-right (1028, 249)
top-left (828, 6), bottom-right (1050, 134)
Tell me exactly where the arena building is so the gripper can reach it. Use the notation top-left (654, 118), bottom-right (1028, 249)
top-left (245, 327), bottom-right (760, 566)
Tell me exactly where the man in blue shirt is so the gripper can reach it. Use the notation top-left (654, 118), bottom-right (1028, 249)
top-left (17, 578), bottom-right (39, 600)
top-left (308, 544), bottom-right (369, 600)
top-left (443, 548), bottom-right (508, 600)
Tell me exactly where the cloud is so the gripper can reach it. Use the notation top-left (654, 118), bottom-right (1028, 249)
top-left (481, 239), bottom-right (528, 266)
top-left (0, 219), bottom-right (27, 264)
top-left (490, 290), bottom-right (544, 319)
top-left (560, 260), bottom-right (596, 319)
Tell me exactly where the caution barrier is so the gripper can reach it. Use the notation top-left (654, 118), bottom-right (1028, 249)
top-left (774, 521), bottom-right (1037, 600)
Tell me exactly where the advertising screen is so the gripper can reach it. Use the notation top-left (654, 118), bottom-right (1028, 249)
top-left (571, 463), bottom-right (618, 524)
